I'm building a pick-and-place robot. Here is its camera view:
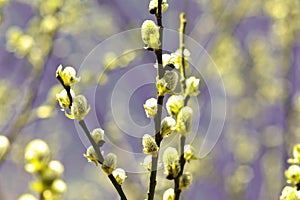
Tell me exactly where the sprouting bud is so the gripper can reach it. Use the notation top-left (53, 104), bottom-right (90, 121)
top-left (18, 194), bottom-right (38, 200)
top-left (16, 34), bottom-right (34, 57)
top-left (161, 117), bottom-right (176, 137)
top-left (84, 146), bottom-right (99, 166)
top-left (112, 168), bottom-right (127, 184)
top-left (144, 98), bottom-right (157, 118)
top-left (179, 172), bottom-right (193, 190)
top-left (186, 76), bottom-right (200, 96)
top-left (141, 155), bottom-right (162, 171)
top-left (149, 0), bottom-right (169, 14)
top-left (184, 145), bottom-right (198, 161)
top-left (69, 95), bottom-right (90, 121)
top-left (91, 128), bottom-right (105, 146)
top-left (166, 95), bottom-right (184, 116)
top-left (141, 20), bottom-right (160, 50)
top-left (163, 147), bottom-right (180, 179)
top-left (51, 179), bottom-right (67, 194)
top-left (163, 188), bottom-right (175, 200)
top-left (170, 48), bottom-right (190, 69)
top-left (141, 155), bottom-right (152, 171)
top-left (0, 135), bottom-right (10, 160)
top-left (102, 153), bottom-right (117, 175)
top-left (24, 139), bottom-right (50, 173)
top-left (49, 160), bottom-right (64, 177)
top-left (56, 89), bottom-right (75, 111)
top-left (56, 65), bottom-right (81, 86)
top-left (285, 165), bottom-right (300, 184)
top-left (154, 54), bottom-right (170, 69)
top-left (41, 160), bottom-right (64, 184)
top-left (176, 106), bottom-right (193, 135)
top-left (163, 71), bottom-right (178, 91)
top-left (156, 71), bottom-right (179, 96)
top-left (288, 144), bottom-right (300, 164)
top-left (156, 78), bottom-right (168, 96)
top-left (6, 26), bottom-right (22, 52)
top-left (142, 134), bottom-right (159, 156)
top-left (40, 15), bottom-right (58, 33)
top-left (280, 186), bottom-right (300, 200)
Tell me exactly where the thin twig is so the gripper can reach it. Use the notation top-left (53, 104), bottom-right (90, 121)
top-left (174, 12), bottom-right (188, 200)
top-left (147, 0), bottom-right (165, 200)
top-left (78, 120), bottom-right (127, 200)
top-left (179, 13), bottom-right (187, 94)
top-left (78, 120), bottom-right (104, 163)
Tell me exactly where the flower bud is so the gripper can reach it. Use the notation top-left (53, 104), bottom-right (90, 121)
top-left (141, 155), bottom-right (152, 171)
top-left (16, 34), bottom-right (34, 57)
top-left (170, 48), bottom-right (190, 69)
top-left (24, 139), bottom-right (50, 173)
top-left (112, 168), bottom-right (127, 184)
top-left (49, 160), bottom-right (64, 177)
top-left (288, 144), bottom-right (300, 164)
top-left (40, 15), bottom-right (58, 33)
top-left (56, 89), bottom-right (75, 111)
top-left (186, 76), bottom-right (200, 96)
top-left (156, 71), bottom-right (178, 96)
top-left (51, 179), bottom-right (67, 194)
top-left (84, 146), bottom-right (99, 166)
top-left (184, 144), bottom-right (198, 161)
top-left (280, 186), bottom-right (300, 200)
top-left (163, 71), bottom-right (178, 91)
top-left (102, 153), bottom-right (117, 175)
top-left (141, 20), bottom-right (160, 50)
top-left (0, 135), bottom-right (10, 160)
top-left (156, 78), bottom-right (168, 96)
top-left (142, 134), bottom-right (159, 156)
top-left (6, 26), bottom-right (22, 52)
top-left (161, 117), bottom-right (176, 137)
top-left (149, 0), bottom-right (169, 14)
top-left (18, 194), bottom-right (38, 200)
top-left (176, 106), bottom-right (193, 135)
top-left (163, 188), bottom-right (175, 200)
top-left (41, 160), bottom-right (64, 184)
top-left (141, 155), bottom-right (162, 171)
top-left (166, 95), bottom-right (184, 116)
top-left (144, 98), bottom-right (157, 118)
top-left (69, 95), bottom-right (90, 121)
top-left (179, 172), bottom-right (193, 190)
top-left (91, 128), bottom-right (105, 146)
top-left (56, 65), bottom-right (80, 86)
top-left (285, 165), bottom-right (300, 184)
top-left (163, 147), bottom-right (180, 179)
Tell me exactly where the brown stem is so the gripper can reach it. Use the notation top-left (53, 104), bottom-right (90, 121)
top-left (78, 120), bottom-right (127, 200)
top-left (147, 0), bottom-right (165, 200)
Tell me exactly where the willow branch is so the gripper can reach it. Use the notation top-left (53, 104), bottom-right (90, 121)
top-left (0, 30), bottom-right (57, 166)
top-left (147, 0), bottom-right (165, 200)
top-left (78, 120), bottom-right (127, 200)
top-left (174, 13), bottom-right (188, 200)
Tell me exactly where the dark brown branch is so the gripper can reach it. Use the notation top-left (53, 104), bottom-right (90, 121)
top-left (78, 120), bottom-right (127, 200)
top-left (147, 0), bottom-right (165, 200)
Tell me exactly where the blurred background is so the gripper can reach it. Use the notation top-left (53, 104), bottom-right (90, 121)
top-left (0, 0), bottom-right (300, 199)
